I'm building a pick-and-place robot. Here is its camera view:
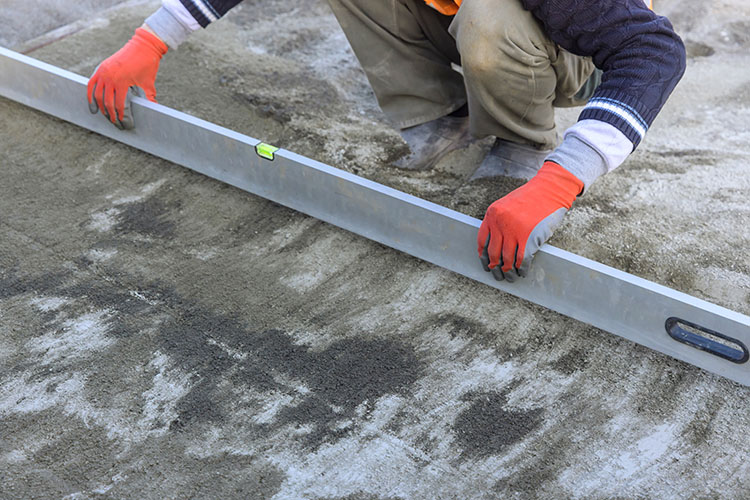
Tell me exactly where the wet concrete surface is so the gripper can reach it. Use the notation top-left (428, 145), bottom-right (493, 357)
top-left (2, 1), bottom-right (750, 498)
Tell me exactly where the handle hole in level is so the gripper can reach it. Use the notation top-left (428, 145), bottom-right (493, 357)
top-left (665, 317), bottom-right (749, 364)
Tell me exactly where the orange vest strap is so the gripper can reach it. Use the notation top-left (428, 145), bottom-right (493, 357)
top-left (424, 0), bottom-right (462, 16)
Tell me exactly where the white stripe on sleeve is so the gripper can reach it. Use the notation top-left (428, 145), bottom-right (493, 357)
top-left (193, 0), bottom-right (219, 22)
top-left (583, 100), bottom-right (648, 140)
top-left (162, 0), bottom-right (202, 30)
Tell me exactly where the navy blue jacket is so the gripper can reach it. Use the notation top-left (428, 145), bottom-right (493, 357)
top-left (181, 0), bottom-right (685, 149)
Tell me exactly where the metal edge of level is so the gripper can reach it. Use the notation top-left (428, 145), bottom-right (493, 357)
top-left (2, 46), bottom-right (750, 386)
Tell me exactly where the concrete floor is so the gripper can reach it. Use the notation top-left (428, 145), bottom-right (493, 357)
top-left (2, 1), bottom-right (750, 499)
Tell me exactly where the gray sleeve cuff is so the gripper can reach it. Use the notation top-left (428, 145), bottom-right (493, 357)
top-left (145, 7), bottom-right (194, 49)
top-left (546, 134), bottom-right (608, 194)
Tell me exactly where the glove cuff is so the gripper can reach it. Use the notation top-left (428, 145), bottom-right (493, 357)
top-left (133, 27), bottom-right (169, 57)
top-left (145, 6), bottom-right (198, 49)
top-left (534, 161), bottom-right (585, 208)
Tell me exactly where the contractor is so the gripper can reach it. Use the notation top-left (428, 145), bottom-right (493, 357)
top-left (87, 0), bottom-right (686, 281)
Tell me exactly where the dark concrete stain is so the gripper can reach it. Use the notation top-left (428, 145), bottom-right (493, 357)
top-left (295, 338), bottom-right (420, 409)
top-left (273, 220), bottom-right (329, 256)
top-left (272, 337), bottom-right (422, 449)
top-left (626, 149), bottom-right (723, 175)
top-left (369, 131), bottom-right (410, 167)
top-left (224, 201), bottom-right (326, 257)
top-left (275, 396), bottom-right (351, 448)
top-left (683, 393), bottom-right (722, 447)
top-left (631, 361), bottom-right (699, 419)
top-left (167, 317), bottom-right (422, 448)
top-left (222, 72), bottom-right (345, 160)
top-left (72, 255), bottom-right (95, 269)
top-left (225, 200), bottom-right (299, 243)
top-left (114, 197), bottom-right (179, 238)
top-left (453, 391), bottom-right (543, 459)
top-left (276, 28), bottom-right (327, 55)
top-left (174, 378), bottom-right (228, 427)
top-left (421, 313), bottom-right (527, 360)
top-left (685, 40), bottom-right (716, 58)
top-left (128, 280), bottom-right (424, 448)
top-left (236, 92), bottom-right (293, 124)
top-left (550, 348), bottom-right (589, 375)
top-left (0, 269), bottom-right (70, 300)
top-left (653, 148), bottom-right (721, 166)
top-left (384, 408), bottom-right (412, 436)
top-left (442, 313), bottom-right (483, 340)
top-left (413, 427), bottom-right (442, 456)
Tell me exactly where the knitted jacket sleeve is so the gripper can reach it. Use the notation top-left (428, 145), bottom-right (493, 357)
top-left (144, 0), bottom-right (243, 48)
top-left (177, 0), bottom-right (244, 27)
top-left (521, 0), bottom-right (686, 149)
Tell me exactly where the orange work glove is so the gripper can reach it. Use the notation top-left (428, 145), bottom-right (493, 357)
top-left (478, 161), bottom-right (583, 282)
top-left (87, 27), bottom-right (167, 129)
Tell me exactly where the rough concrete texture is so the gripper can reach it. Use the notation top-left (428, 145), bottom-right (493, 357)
top-left (1, 0), bottom-right (131, 49)
top-left (1, 0), bottom-right (750, 498)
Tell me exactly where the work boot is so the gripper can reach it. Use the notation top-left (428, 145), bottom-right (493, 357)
top-left (470, 138), bottom-right (552, 181)
top-left (393, 113), bottom-right (474, 171)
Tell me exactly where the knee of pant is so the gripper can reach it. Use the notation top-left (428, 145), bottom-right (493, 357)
top-left (458, 33), bottom-right (502, 77)
top-left (459, 26), bottom-right (550, 75)
top-left (455, 2), bottom-right (551, 77)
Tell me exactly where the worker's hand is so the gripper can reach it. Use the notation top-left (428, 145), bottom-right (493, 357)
top-left (87, 27), bottom-right (167, 129)
top-left (478, 161), bottom-right (583, 282)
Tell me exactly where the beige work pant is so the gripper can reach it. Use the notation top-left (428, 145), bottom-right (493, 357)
top-left (327, 0), bottom-right (597, 149)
